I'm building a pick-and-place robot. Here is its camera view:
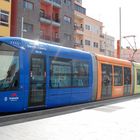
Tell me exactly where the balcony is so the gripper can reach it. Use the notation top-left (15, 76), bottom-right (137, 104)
top-left (74, 12), bottom-right (84, 20)
top-left (40, 14), bottom-right (52, 24)
top-left (100, 34), bottom-right (104, 38)
top-left (74, 25), bottom-right (84, 35)
top-left (100, 45), bottom-right (105, 52)
top-left (52, 37), bottom-right (60, 43)
top-left (74, 4), bottom-right (86, 15)
top-left (40, 34), bottom-right (51, 41)
top-left (52, 18), bottom-right (60, 27)
top-left (40, 34), bottom-right (60, 44)
top-left (53, 0), bottom-right (61, 8)
top-left (74, 42), bottom-right (84, 48)
top-left (43, 0), bottom-right (61, 8)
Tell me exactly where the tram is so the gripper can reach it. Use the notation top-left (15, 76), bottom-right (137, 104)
top-left (0, 37), bottom-right (140, 112)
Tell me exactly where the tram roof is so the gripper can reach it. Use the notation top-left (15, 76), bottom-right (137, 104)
top-left (0, 37), bottom-right (92, 59)
top-left (95, 54), bottom-right (132, 66)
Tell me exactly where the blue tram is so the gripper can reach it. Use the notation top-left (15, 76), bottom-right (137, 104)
top-left (0, 37), bottom-right (96, 112)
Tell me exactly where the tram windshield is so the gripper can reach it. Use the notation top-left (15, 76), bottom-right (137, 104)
top-left (0, 42), bottom-right (19, 91)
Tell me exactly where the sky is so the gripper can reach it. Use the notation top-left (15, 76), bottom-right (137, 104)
top-left (83, 0), bottom-right (140, 49)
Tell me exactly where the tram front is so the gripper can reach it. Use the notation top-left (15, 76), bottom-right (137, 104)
top-left (0, 40), bottom-right (24, 112)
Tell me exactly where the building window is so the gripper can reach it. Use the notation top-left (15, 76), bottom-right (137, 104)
top-left (23, 0), bottom-right (34, 10)
top-left (0, 10), bottom-right (9, 26)
top-left (85, 40), bottom-right (90, 46)
top-left (40, 9), bottom-right (45, 17)
top-left (85, 24), bottom-right (91, 31)
top-left (64, 0), bottom-right (71, 6)
top-left (114, 66), bottom-right (123, 86)
top-left (107, 50), bottom-right (112, 56)
top-left (80, 40), bottom-right (83, 45)
top-left (92, 25), bottom-right (99, 34)
top-left (100, 49), bottom-right (105, 52)
top-left (64, 33), bottom-right (71, 41)
top-left (64, 16), bottom-right (71, 23)
top-left (93, 42), bottom-right (98, 48)
top-left (137, 69), bottom-right (140, 85)
top-left (23, 23), bottom-right (33, 32)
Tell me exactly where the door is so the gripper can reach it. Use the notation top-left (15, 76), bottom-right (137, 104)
top-left (55, 13), bottom-right (59, 22)
top-left (28, 54), bottom-right (46, 107)
top-left (101, 64), bottom-right (112, 99)
top-left (124, 67), bottom-right (131, 96)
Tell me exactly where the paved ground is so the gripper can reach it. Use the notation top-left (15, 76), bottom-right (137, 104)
top-left (0, 98), bottom-right (140, 140)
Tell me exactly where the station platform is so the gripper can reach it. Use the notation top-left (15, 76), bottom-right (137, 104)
top-left (0, 97), bottom-right (140, 140)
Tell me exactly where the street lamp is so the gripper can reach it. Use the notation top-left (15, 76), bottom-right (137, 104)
top-left (21, 17), bottom-right (23, 37)
top-left (21, 17), bottom-right (27, 38)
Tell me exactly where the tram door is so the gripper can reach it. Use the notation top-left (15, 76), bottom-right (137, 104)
top-left (28, 54), bottom-right (46, 107)
top-left (101, 64), bottom-right (112, 99)
top-left (124, 67), bottom-right (131, 96)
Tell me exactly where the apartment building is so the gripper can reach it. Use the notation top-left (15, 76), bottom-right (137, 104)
top-left (11, 0), bottom-right (40, 40)
top-left (60, 0), bottom-right (74, 48)
top-left (74, 0), bottom-right (114, 56)
top-left (9, 0), bottom-right (114, 53)
top-left (0, 0), bottom-right (11, 37)
top-left (103, 34), bottom-right (114, 56)
top-left (11, 0), bottom-right (74, 48)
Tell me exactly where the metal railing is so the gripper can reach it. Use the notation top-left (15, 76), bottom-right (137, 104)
top-left (52, 37), bottom-right (60, 43)
top-left (40, 13), bottom-right (51, 20)
top-left (74, 42), bottom-right (84, 48)
top-left (40, 34), bottom-right (60, 43)
top-left (40, 13), bottom-right (60, 24)
top-left (74, 25), bottom-right (84, 31)
top-left (52, 18), bottom-right (60, 23)
top-left (40, 34), bottom-right (51, 41)
top-left (44, 0), bottom-right (61, 6)
top-left (100, 34), bottom-right (104, 38)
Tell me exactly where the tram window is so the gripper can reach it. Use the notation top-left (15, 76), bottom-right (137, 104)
top-left (124, 67), bottom-right (131, 85)
top-left (114, 66), bottom-right (123, 86)
top-left (50, 57), bottom-right (72, 88)
top-left (31, 57), bottom-right (45, 81)
top-left (0, 42), bottom-right (19, 91)
top-left (72, 61), bottom-right (89, 87)
top-left (50, 57), bottom-right (89, 88)
top-left (102, 64), bottom-right (112, 86)
top-left (137, 69), bottom-right (140, 85)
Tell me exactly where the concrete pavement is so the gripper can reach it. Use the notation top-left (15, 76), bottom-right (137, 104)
top-left (0, 98), bottom-right (140, 140)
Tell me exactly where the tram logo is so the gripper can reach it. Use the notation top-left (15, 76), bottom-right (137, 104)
top-left (9, 93), bottom-right (19, 102)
